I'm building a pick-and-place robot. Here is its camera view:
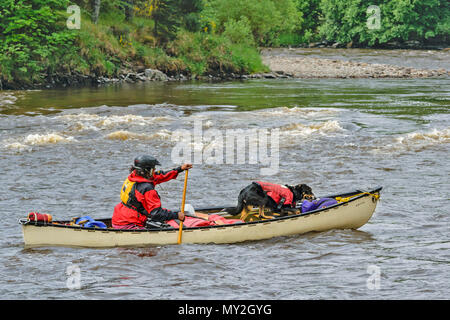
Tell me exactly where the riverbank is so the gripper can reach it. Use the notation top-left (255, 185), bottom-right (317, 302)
top-left (42, 47), bottom-right (450, 87)
top-left (0, 68), bottom-right (281, 90)
top-left (0, 7), bottom-right (269, 91)
top-left (261, 48), bottom-right (449, 79)
top-left (2, 48), bottom-right (449, 91)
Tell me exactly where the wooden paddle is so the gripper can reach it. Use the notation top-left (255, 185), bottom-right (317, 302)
top-left (177, 169), bottom-right (189, 244)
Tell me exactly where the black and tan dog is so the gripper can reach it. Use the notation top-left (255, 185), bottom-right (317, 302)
top-left (229, 181), bottom-right (315, 221)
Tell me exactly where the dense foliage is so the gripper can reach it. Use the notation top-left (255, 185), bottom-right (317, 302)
top-left (201, 0), bottom-right (448, 47)
top-left (201, 0), bottom-right (302, 46)
top-left (318, 0), bottom-right (449, 46)
top-left (0, 0), bottom-right (448, 88)
top-left (0, 0), bottom-right (78, 85)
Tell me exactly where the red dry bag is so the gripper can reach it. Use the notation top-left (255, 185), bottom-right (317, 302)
top-left (28, 212), bottom-right (53, 224)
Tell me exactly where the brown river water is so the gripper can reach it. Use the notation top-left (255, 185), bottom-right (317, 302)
top-left (0, 50), bottom-right (449, 300)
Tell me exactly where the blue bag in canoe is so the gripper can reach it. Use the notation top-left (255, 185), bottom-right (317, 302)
top-left (75, 216), bottom-right (107, 229)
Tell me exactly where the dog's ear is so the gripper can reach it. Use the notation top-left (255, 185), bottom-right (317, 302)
top-left (291, 185), bottom-right (301, 198)
top-left (296, 184), bottom-right (313, 195)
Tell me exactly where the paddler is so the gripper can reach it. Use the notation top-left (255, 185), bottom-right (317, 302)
top-left (112, 155), bottom-right (193, 229)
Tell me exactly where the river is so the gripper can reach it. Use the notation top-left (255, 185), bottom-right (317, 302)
top-left (0, 51), bottom-right (449, 300)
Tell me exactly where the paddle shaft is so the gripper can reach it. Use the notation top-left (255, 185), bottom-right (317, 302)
top-left (177, 170), bottom-right (189, 244)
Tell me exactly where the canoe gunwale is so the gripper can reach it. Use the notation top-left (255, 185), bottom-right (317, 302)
top-left (20, 186), bottom-right (382, 233)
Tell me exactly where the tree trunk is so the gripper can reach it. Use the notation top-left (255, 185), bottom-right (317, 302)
top-left (92, 0), bottom-right (101, 24)
top-left (124, 1), bottom-right (134, 22)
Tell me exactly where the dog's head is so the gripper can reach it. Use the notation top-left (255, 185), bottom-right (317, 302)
top-left (291, 184), bottom-right (315, 201)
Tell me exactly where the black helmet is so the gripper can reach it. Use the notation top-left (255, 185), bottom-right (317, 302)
top-left (134, 155), bottom-right (161, 170)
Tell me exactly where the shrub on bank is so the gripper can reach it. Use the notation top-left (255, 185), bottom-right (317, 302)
top-left (201, 0), bottom-right (303, 46)
top-left (0, 0), bottom-right (268, 88)
top-left (167, 31), bottom-right (268, 76)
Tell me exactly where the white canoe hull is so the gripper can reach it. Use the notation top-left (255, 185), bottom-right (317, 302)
top-left (21, 188), bottom-right (381, 248)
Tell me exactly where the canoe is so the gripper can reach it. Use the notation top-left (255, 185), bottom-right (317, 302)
top-left (19, 187), bottom-right (382, 248)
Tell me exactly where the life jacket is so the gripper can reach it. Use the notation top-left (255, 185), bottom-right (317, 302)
top-left (255, 181), bottom-right (294, 207)
top-left (120, 177), bottom-right (150, 217)
top-left (114, 169), bottom-right (181, 227)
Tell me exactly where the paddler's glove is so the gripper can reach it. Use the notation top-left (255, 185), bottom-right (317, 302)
top-left (180, 163), bottom-right (193, 171)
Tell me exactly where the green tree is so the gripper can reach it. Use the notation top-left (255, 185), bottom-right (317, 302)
top-left (202, 0), bottom-right (302, 46)
top-left (150, 0), bottom-right (180, 42)
top-left (148, 0), bottom-right (203, 43)
top-left (123, 0), bottom-right (134, 21)
top-left (179, 0), bottom-right (203, 32)
top-left (318, 0), bottom-right (449, 46)
top-left (0, 0), bottom-right (77, 85)
top-left (222, 17), bottom-right (255, 46)
top-left (296, 0), bottom-right (322, 42)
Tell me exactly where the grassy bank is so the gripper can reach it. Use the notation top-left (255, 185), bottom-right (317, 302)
top-left (1, 0), bottom-right (448, 89)
top-left (75, 10), bottom-right (269, 77)
top-left (0, 0), bottom-right (269, 89)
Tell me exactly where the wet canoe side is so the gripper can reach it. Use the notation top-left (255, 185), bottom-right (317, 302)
top-left (21, 189), bottom-right (381, 248)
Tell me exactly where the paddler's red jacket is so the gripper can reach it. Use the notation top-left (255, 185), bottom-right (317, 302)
top-left (256, 181), bottom-right (294, 207)
top-left (112, 168), bottom-right (182, 227)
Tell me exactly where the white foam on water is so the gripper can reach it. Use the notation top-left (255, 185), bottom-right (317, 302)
top-left (105, 129), bottom-right (172, 141)
top-left (0, 92), bottom-right (18, 107)
top-left (280, 120), bottom-right (345, 136)
top-left (3, 133), bottom-right (77, 152)
top-left (56, 113), bottom-right (173, 132)
top-left (257, 107), bottom-right (341, 118)
top-left (372, 128), bottom-right (450, 154)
